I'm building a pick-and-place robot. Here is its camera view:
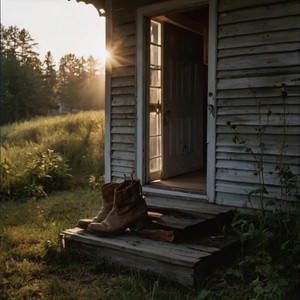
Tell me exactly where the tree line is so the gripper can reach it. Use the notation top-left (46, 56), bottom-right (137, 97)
top-left (0, 24), bottom-right (105, 126)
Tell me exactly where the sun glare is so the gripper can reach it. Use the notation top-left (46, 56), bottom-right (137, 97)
top-left (104, 49), bottom-right (110, 61)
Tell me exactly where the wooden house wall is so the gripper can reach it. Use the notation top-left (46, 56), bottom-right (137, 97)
top-left (215, 0), bottom-right (300, 207)
top-left (109, 0), bottom-right (161, 179)
top-left (108, 0), bottom-right (300, 207)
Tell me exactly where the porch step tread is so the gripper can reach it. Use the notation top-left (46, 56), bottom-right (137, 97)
top-left (145, 196), bottom-right (234, 216)
top-left (62, 228), bottom-right (218, 266)
top-left (141, 199), bottom-right (235, 242)
top-left (61, 227), bottom-right (238, 287)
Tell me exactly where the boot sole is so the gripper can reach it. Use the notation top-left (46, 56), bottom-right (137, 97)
top-left (87, 212), bottom-right (148, 237)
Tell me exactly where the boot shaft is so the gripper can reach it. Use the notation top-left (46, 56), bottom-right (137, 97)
top-left (102, 182), bottom-right (118, 201)
top-left (114, 180), bottom-right (142, 206)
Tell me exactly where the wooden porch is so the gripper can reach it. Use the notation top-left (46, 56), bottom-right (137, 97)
top-left (60, 197), bottom-right (239, 288)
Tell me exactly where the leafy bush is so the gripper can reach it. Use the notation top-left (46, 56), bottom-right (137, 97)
top-left (0, 149), bottom-right (72, 200)
top-left (0, 111), bottom-right (104, 200)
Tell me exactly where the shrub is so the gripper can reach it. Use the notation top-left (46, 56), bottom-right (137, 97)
top-left (0, 149), bottom-right (72, 200)
top-left (0, 111), bottom-right (105, 200)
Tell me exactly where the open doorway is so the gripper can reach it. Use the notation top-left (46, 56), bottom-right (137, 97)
top-left (147, 6), bottom-right (209, 193)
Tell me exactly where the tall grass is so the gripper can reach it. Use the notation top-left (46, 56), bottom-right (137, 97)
top-left (1, 111), bottom-right (105, 197)
top-left (0, 190), bottom-right (194, 299)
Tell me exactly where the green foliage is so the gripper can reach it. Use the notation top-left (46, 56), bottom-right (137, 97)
top-left (226, 84), bottom-right (300, 212)
top-left (89, 175), bottom-right (105, 189)
top-left (0, 149), bottom-right (72, 200)
top-left (0, 111), bottom-right (105, 200)
top-left (0, 24), bottom-right (105, 126)
top-left (222, 84), bottom-right (300, 299)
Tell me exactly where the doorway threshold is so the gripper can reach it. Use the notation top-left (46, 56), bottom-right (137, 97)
top-left (142, 185), bottom-right (208, 201)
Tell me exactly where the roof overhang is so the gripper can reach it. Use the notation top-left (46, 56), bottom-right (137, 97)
top-left (68, 0), bottom-right (106, 16)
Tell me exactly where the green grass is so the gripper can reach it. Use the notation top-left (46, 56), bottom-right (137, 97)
top-left (1, 110), bottom-right (104, 180)
top-left (1, 111), bottom-right (105, 199)
top-left (0, 189), bottom-right (201, 300)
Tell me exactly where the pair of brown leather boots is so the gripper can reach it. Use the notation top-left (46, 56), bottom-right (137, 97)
top-left (77, 180), bottom-right (148, 236)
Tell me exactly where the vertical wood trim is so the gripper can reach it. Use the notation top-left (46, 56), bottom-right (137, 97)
top-left (137, 0), bottom-right (211, 189)
top-left (136, 12), bottom-right (146, 183)
top-left (104, 0), bottom-right (113, 183)
top-left (207, 0), bottom-right (217, 203)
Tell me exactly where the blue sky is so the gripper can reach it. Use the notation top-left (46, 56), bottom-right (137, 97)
top-left (1, 0), bottom-right (106, 65)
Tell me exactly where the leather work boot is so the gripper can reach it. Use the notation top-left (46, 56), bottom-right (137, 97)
top-left (76, 182), bottom-right (118, 228)
top-left (87, 179), bottom-right (148, 236)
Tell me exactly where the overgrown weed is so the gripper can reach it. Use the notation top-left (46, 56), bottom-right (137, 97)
top-left (0, 111), bottom-right (104, 201)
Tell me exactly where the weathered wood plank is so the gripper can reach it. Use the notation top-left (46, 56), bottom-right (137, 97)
top-left (148, 211), bottom-right (207, 230)
top-left (145, 197), bottom-right (234, 215)
top-left (112, 66), bottom-right (135, 77)
top-left (217, 125), bottom-right (300, 135)
top-left (112, 86), bottom-right (136, 96)
top-left (216, 169), bottom-right (279, 186)
top-left (113, 46), bottom-right (135, 57)
top-left (114, 22), bottom-right (136, 37)
top-left (217, 74), bottom-right (299, 90)
top-left (219, 1), bottom-right (300, 25)
top-left (217, 133), bottom-right (299, 146)
top-left (114, 35), bottom-right (136, 48)
top-left (216, 180), bottom-right (290, 198)
top-left (111, 133), bottom-right (135, 143)
top-left (111, 119), bottom-right (135, 127)
top-left (112, 95), bottom-right (135, 106)
top-left (66, 239), bottom-right (197, 286)
top-left (219, 0), bottom-right (284, 13)
top-left (218, 29), bottom-right (300, 49)
top-left (112, 76), bottom-right (135, 87)
top-left (216, 145), bottom-right (300, 157)
top-left (111, 142), bottom-right (135, 152)
top-left (218, 42), bottom-right (300, 58)
top-left (217, 96), bottom-right (299, 106)
top-left (217, 104), bottom-right (299, 115)
top-left (111, 150), bottom-right (135, 160)
top-left (217, 51), bottom-right (300, 70)
top-left (217, 66), bottom-right (300, 79)
top-left (111, 113), bottom-right (135, 119)
top-left (111, 158), bottom-right (135, 168)
top-left (217, 114), bottom-right (300, 126)
top-left (111, 127), bottom-right (135, 134)
top-left (219, 15), bottom-right (300, 38)
top-left (63, 229), bottom-right (209, 266)
top-left (217, 86), bottom-right (300, 99)
top-left (111, 106), bottom-right (136, 114)
top-left (62, 226), bottom-right (227, 287)
top-left (216, 151), bottom-right (300, 165)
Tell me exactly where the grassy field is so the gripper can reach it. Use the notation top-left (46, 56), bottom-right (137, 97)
top-left (1, 110), bottom-right (105, 182)
top-left (1, 111), bottom-right (105, 200)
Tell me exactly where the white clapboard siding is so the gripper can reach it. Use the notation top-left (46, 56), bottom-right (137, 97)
top-left (219, 15), bottom-right (300, 38)
top-left (218, 42), bottom-right (300, 58)
top-left (218, 96), bottom-right (299, 107)
top-left (218, 1), bottom-right (300, 25)
top-left (217, 86), bottom-right (300, 99)
top-left (216, 0), bottom-right (300, 207)
top-left (109, 0), bottom-right (162, 180)
top-left (107, 0), bottom-right (300, 205)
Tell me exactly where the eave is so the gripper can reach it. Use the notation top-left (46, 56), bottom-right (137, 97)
top-left (69, 0), bottom-right (106, 16)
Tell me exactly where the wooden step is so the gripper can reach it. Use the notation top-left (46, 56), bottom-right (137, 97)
top-left (135, 197), bottom-right (235, 242)
top-left (61, 200), bottom-right (238, 287)
top-left (60, 227), bottom-right (238, 287)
